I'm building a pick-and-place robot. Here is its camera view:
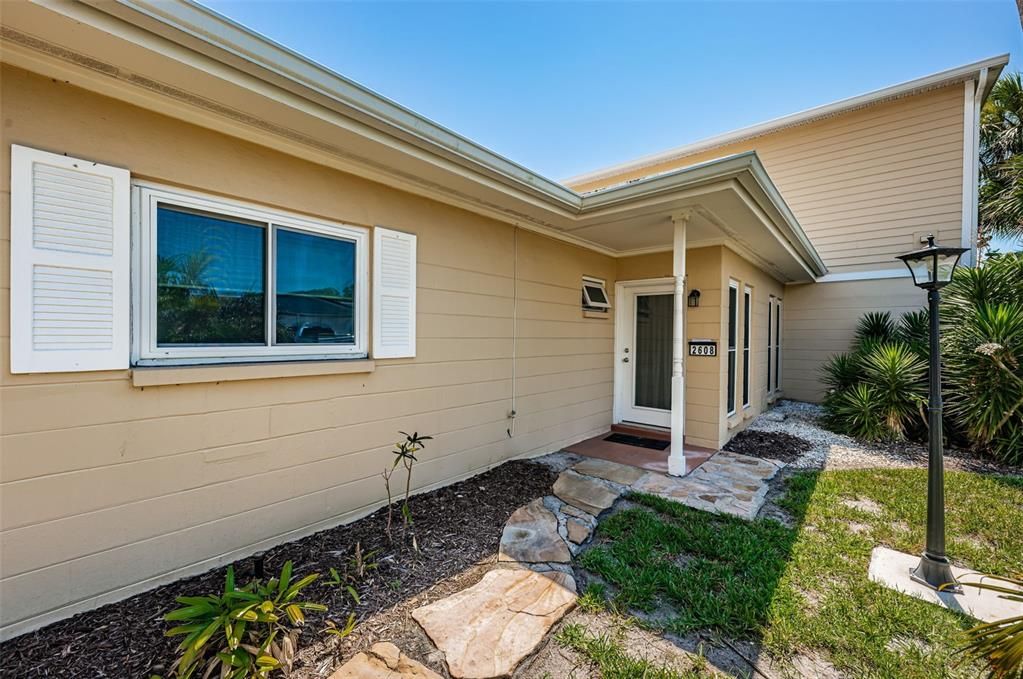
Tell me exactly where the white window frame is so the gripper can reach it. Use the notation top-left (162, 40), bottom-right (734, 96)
top-left (582, 276), bottom-right (611, 311)
top-left (726, 279), bottom-right (739, 417)
top-left (132, 183), bottom-right (369, 366)
top-left (742, 285), bottom-right (752, 409)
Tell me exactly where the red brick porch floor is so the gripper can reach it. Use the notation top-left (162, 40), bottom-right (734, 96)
top-left (564, 423), bottom-right (717, 475)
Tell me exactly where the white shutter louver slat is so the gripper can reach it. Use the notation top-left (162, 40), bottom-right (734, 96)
top-left (10, 145), bottom-right (130, 373)
top-left (372, 227), bottom-right (416, 359)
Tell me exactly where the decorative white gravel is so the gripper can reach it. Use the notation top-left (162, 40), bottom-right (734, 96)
top-left (748, 400), bottom-right (920, 471)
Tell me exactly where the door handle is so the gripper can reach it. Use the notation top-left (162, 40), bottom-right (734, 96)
top-left (623, 357), bottom-right (630, 363)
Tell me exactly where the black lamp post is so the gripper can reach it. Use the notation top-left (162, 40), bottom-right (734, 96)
top-left (895, 234), bottom-right (967, 591)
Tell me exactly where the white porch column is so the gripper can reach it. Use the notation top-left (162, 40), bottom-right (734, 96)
top-left (669, 211), bottom-right (691, 477)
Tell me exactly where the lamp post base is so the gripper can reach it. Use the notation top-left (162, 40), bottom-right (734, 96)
top-left (911, 552), bottom-right (962, 592)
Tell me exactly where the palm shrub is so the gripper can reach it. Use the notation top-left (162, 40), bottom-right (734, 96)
top-left (854, 311), bottom-right (897, 345)
top-left (950, 574), bottom-right (1023, 679)
top-left (979, 72), bottom-right (1023, 245)
top-left (823, 383), bottom-right (890, 441)
top-left (822, 312), bottom-right (928, 441)
top-left (942, 253), bottom-right (1023, 464)
top-left (896, 309), bottom-right (931, 360)
top-left (860, 342), bottom-right (927, 437)
top-left (821, 254), bottom-right (1023, 462)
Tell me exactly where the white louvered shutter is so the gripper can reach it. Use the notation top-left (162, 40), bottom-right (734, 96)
top-left (9, 145), bottom-right (130, 373)
top-left (372, 227), bottom-right (417, 359)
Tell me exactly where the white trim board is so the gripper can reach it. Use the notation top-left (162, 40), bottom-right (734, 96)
top-left (961, 69), bottom-right (989, 266)
top-left (812, 268), bottom-right (912, 284)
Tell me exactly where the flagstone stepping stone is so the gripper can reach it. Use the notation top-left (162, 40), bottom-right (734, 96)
top-left (571, 457), bottom-right (645, 486)
top-left (630, 449), bottom-right (781, 521)
top-left (329, 642), bottom-right (443, 679)
top-left (566, 516), bottom-right (592, 544)
top-left (553, 470), bottom-right (621, 517)
top-left (412, 568), bottom-right (577, 678)
top-left (560, 503), bottom-right (596, 523)
top-left (498, 498), bottom-right (570, 563)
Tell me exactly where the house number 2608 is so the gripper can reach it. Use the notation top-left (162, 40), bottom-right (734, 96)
top-left (689, 343), bottom-right (717, 356)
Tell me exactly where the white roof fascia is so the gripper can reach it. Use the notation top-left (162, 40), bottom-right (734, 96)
top-left (563, 53), bottom-right (1010, 187)
top-left (16, 0), bottom-right (826, 277)
top-left (84, 0), bottom-right (582, 208)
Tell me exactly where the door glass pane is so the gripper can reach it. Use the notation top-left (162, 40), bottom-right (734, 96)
top-left (275, 228), bottom-right (357, 344)
top-left (634, 294), bottom-right (673, 410)
top-left (156, 206), bottom-right (266, 345)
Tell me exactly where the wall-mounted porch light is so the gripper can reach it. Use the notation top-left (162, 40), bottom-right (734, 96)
top-left (687, 289), bottom-right (701, 307)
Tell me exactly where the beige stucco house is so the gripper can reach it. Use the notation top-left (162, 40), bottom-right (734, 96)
top-left (0, 0), bottom-right (1008, 640)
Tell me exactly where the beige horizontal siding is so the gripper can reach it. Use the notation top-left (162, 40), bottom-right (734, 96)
top-left (0, 65), bottom-right (618, 637)
top-left (572, 84), bottom-right (966, 274)
top-left (781, 277), bottom-right (925, 402)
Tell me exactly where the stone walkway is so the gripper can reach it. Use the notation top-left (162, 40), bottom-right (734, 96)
top-left (330, 450), bottom-right (782, 678)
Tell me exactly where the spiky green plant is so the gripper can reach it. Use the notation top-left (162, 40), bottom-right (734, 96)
top-left (944, 303), bottom-right (1023, 464)
top-left (950, 574), bottom-right (1023, 678)
top-left (854, 311), bottom-right (896, 346)
top-left (941, 253), bottom-right (1023, 463)
top-left (896, 309), bottom-right (931, 359)
top-left (823, 383), bottom-right (891, 441)
top-left (821, 352), bottom-right (864, 392)
top-left (860, 343), bottom-right (927, 438)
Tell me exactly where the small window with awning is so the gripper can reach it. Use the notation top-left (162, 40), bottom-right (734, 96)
top-left (582, 276), bottom-right (610, 311)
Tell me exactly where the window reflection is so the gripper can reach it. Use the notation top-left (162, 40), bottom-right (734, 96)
top-left (275, 228), bottom-right (356, 345)
top-left (156, 206), bottom-right (265, 345)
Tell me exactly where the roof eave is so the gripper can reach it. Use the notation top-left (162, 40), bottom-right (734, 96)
top-left (578, 152), bottom-right (827, 279)
top-left (82, 0), bottom-right (583, 208)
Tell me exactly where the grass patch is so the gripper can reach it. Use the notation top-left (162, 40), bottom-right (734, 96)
top-left (578, 492), bottom-right (796, 637)
top-left (578, 469), bottom-right (1023, 679)
top-left (557, 622), bottom-right (709, 679)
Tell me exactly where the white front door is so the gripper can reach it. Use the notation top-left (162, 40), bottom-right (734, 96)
top-left (615, 281), bottom-right (675, 428)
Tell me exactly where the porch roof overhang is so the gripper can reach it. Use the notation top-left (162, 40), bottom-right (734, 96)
top-left (2, 0), bottom-right (824, 282)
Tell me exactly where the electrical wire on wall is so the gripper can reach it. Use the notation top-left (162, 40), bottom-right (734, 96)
top-left (507, 226), bottom-right (518, 438)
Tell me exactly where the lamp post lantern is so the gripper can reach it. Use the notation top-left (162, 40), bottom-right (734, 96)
top-left (895, 234), bottom-right (968, 591)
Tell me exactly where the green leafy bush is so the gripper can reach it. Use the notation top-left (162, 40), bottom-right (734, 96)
top-left (822, 312), bottom-right (927, 441)
top-left (943, 253), bottom-right (1023, 464)
top-left (821, 253), bottom-right (1022, 463)
top-left (164, 561), bottom-right (326, 679)
top-left (823, 383), bottom-right (890, 441)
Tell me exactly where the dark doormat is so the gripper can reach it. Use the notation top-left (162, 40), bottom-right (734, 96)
top-left (604, 432), bottom-right (670, 451)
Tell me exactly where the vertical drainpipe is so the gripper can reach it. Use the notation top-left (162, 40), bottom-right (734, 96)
top-left (669, 210), bottom-right (692, 477)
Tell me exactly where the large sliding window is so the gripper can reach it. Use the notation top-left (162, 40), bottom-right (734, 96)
top-left (727, 280), bottom-right (738, 415)
top-left (742, 286), bottom-right (752, 408)
top-left (135, 185), bottom-right (368, 365)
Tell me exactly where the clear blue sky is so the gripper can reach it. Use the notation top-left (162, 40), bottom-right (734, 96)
top-left (204, 0), bottom-right (1019, 182)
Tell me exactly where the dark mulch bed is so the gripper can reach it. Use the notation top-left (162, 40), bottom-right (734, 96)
top-left (0, 460), bottom-right (557, 679)
top-left (723, 430), bottom-right (812, 463)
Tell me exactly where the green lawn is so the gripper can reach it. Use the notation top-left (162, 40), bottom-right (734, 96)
top-left (577, 468), bottom-right (1023, 678)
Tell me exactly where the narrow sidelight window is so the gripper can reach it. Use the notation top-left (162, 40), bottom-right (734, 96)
top-left (773, 299), bottom-right (783, 392)
top-left (743, 286), bottom-right (751, 408)
top-left (727, 281), bottom-right (738, 415)
top-left (767, 296), bottom-right (774, 393)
